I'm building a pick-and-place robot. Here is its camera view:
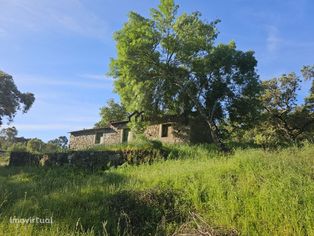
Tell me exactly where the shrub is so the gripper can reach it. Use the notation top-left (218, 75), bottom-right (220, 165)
top-left (7, 143), bottom-right (27, 152)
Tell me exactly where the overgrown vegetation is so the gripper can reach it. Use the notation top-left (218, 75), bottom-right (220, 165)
top-left (97, 0), bottom-right (314, 152)
top-left (0, 144), bottom-right (313, 235)
top-left (0, 1), bottom-right (313, 235)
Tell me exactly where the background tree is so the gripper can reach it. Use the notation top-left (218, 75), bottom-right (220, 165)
top-left (0, 126), bottom-right (18, 142)
top-left (0, 126), bottom-right (19, 151)
top-left (244, 67), bottom-right (314, 147)
top-left (0, 71), bottom-right (35, 125)
top-left (95, 99), bottom-right (128, 128)
top-left (110, 0), bottom-right (261, 151)
top-left (302, 65), bottom-right (314, 112)
top-left (26, 138), bottom-right (45, 153)
top-left (44, 143), bottom-right (61, 153)
top-left (48, 136), bottom-right (68, 149)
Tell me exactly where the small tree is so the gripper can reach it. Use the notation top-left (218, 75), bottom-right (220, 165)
top-left (0, 126), bottom-right (18, 151)
top-left (0, 126), bottom-right (18, 142)
top-left (44, 143), bottom-right (61, 153)
top-left (48, 136), bottom-right (68, 149)
top-left (27, 138), bottom-right (45, 153)
top-left (95, 99), bottom-right (128, 128)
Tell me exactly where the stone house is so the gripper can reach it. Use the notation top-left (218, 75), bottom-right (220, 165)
top-left (69, 111), bottom-right (211, 150)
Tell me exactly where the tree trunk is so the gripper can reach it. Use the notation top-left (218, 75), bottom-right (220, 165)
top-left (206, 120), bottom-right (230, 153)
top-left (174, 80), bottom-right (230, 153)
top-left (187, 92), bottom-right (230, 152)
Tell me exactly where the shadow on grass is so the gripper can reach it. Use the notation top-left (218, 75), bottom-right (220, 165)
top-left (0, 166), bottom-right (192, 235)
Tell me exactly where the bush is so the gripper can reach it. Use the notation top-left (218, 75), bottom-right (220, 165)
top-left (26, 138), bottom-right (45, 153)
top-left (7, 143), bottom-right (27, 152)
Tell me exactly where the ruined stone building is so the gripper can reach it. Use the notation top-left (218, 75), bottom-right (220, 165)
top-left (69, 111), bottom-right (211, 150)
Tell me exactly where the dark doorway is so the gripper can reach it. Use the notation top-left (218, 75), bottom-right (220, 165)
top-left (122, 129), bottom-right (129, 143)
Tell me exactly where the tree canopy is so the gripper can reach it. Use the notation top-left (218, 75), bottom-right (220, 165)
top-left (302, 65), bottom-right (314, 112)
top-left (238, 66), bottom-right (314, 147)
top-left (109, 0), bottom-right (261, 151)
top-left (0, 71), bottom-right (35, 125)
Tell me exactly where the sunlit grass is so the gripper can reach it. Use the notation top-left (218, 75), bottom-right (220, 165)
top-left (0, 144), bottom-right (313, 235)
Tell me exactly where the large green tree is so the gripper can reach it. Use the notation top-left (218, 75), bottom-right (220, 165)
top-left (0, 71), bottom-right (35, 125)
top-left (109, 0), bottom-right (261, 151)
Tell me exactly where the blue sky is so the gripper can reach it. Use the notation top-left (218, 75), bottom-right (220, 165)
top-left (0, 0), bottom-right (313, 141)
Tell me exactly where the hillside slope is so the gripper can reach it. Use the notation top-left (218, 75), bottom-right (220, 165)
top-left (0, 144), bottom-right (313, 235)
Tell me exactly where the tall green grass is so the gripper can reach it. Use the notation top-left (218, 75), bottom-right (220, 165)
top-left (0, 144), bottom-right (313, 235)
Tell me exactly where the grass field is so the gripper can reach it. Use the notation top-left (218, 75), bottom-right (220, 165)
top-left (0, 144), bottom-right (313, 235)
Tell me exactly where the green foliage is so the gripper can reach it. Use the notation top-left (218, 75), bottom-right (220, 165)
top-left (0, 127), bottom-right (18, 151)
top-left (302, 65), bottom-right (314, 112)
top-left (257, 71), bottom-right (313, 146)
top-left (26, 138), bottom-right (45, 153)
top-left (0, 145), bottom-right (313, 235)
top-left (90, 137), bottom-right (163, 152)
top-left (7, 143), bottom-right (27, 152)
top-left (0, 156), bottom-right (8, 166)
top-left (44, 143), bottom-right (61, 153)
top-left (127, 119), bottom-right (148, 139)
top-left (0, 71), bottom-right (35, 125)
top-left (110, 0), bottom-right (261, 151)
top-left (0, 126), bottom-right (18, 141)
top-left (24, 138), bottom-right (65, 154)
top-left (95, 99), bottom-right (128, 128)
top-left (47, 136), bottom-right (68, 149)
top-left (227, 66), bottom-right (314, 148)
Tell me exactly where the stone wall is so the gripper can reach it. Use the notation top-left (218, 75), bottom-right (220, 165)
top-left (70, 129), bottom-right (125, 150)
top-left (9, 148), bottom-right (169, 169)
top-left (144, 123), bottom-right (190, 144)
top-left (69, 121), bottom-right (196, 150)
top-left (111, 121), bottom-right (191, 145)
top-left (102, 130), bottom-right (122, 145)
top-left (69, 132), bottom-right (96, 150)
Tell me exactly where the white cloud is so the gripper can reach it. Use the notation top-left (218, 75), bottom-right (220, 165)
top-left (0, 0), bottom-right (110, 40)
top-left (266, 25), bottom-right (282, 53)
top-left (78, 73), bottom-right (113, 81)
top-left (2, 124), bottom-right (85, 131)
top-left (13, 74), bottom-right (114, 89)
top-left (61, 115), bottom-right (98, 123)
